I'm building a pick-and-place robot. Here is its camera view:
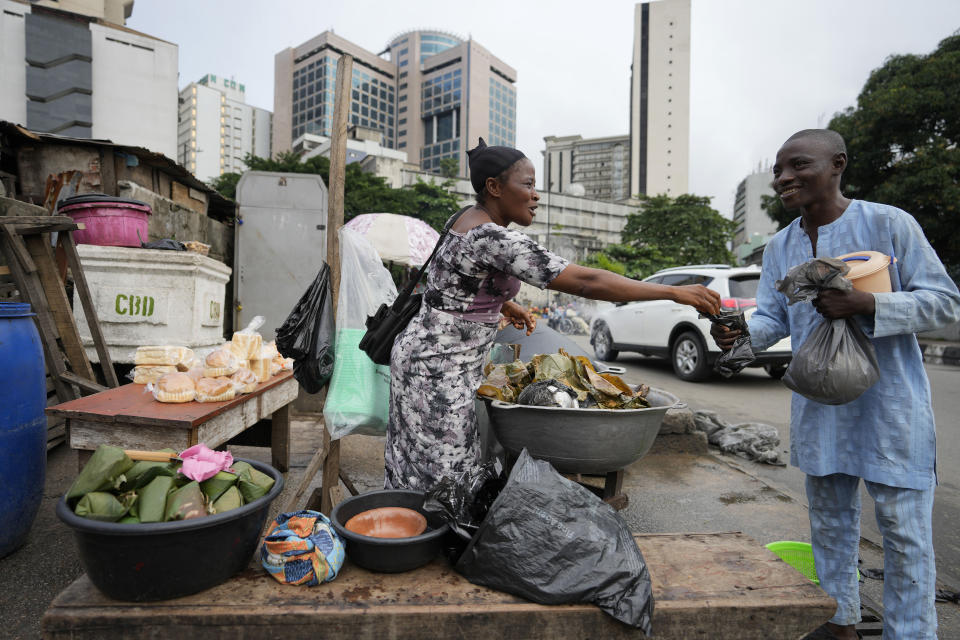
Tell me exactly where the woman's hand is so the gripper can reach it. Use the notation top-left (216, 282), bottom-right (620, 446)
top-left (672, 285), bottom-right (722, 316)
top-left (499, 300), bottom-right (537, 335)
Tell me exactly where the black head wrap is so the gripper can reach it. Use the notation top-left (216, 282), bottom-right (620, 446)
top-left (467, 137), bottom-right (526, 194)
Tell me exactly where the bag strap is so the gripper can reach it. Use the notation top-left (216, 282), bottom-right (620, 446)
top-left (392, 206), bottom-right (471, 310)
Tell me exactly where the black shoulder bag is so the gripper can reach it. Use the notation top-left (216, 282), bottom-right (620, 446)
top-left (359, 207), bottom-right (470, 365)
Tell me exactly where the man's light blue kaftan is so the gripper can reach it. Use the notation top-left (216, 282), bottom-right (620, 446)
top-left (748, 200), bottom-right (960, 639)
top-left (749, 200), bottom-right (960, 489)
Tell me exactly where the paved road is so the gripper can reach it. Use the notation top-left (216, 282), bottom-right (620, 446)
top-left (567, 334), bottom-right (960, 590)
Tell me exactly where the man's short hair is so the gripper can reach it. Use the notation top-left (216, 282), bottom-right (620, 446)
top-left (786, 129), bottom-right (847, 156)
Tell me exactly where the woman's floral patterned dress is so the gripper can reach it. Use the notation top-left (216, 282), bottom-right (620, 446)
top-left (384, 223), bottom-right (568, 491)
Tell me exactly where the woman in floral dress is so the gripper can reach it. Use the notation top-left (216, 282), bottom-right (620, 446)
top-left (384, 140), bottom-right (721, 491)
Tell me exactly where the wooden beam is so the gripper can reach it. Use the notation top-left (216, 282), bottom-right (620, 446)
top-left (23, 233), bottom-right (96, 382)
top-left (59, 371), bottom-right (107, 395)
top-left (59, 231), bottom-right (119, 387)
top-left (0, 226), bottom-right (75, 404)
top-left (0, 215), bottom-right (75, 226)
top-left (318, 53), bottom-right (354, 515)
top-left (1, 223), bottom-right (37, 273)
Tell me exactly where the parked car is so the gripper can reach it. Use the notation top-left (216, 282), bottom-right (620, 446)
top-left (589, 264), bottom-right (792, 381)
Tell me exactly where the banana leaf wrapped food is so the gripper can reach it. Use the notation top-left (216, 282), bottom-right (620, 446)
top-left (477, 349), bottom-right (650, 410)
top-left (67, 444), bottom-right (275, 524)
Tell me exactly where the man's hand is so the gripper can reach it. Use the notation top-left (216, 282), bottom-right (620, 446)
top-left (813, 289), bottom-right (876, 319)
top-left (499, 300), bottom-right (537, 335)
top-left (710, 323), bottom-right (741, 352)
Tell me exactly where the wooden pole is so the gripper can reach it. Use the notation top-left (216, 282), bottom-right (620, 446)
top-left (319, 53), bottom-right (353, 515)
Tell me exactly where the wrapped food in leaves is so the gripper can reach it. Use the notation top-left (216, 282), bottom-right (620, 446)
top-left (164, 481), bottom-right (207, 521)
top-left (74, 491), bottom-right (137, 522)
top-left (200, 470), bottom-right (239, 502)
top-left (138, 475), bottom-right (175, 523)
top-left (213, 485), bottom-right (243, 514)
top-left (66, 445), bottom-right (134, 505)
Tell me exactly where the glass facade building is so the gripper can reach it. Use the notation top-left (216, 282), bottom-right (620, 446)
top-left (274, 30), bottom-right (517, 177)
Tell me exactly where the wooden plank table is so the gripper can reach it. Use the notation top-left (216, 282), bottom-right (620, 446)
top-left (42, 532), bottom-right (835, 639)
top-left (46, 371), bottom-right (298, 472)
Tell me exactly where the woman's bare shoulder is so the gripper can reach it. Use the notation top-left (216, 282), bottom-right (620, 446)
top-left (451, 207), bottom-right (495, 233)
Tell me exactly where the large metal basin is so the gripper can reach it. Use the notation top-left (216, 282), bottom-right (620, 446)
top-left (485, 388), bottom-right (680, 475)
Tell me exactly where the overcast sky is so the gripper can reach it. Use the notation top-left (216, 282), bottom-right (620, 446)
top-left (129, 0), bottom-right (960, 217)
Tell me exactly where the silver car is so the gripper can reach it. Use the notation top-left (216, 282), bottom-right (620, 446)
top-left (589, 264), bottom-right (792, 381)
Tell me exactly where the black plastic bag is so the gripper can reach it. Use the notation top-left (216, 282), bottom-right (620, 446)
top-left (710, 311), bottom-right (755, 378)
top-left (423, 459), bottom-right (507, 560)
top-left (776, 258), bottom-right (880, 404)
top-left (137, 230), bottom-right (184, 251)
top-left (452, 450), bottom-right (654, 633)
top-left (276, 264), bottom-right (335, 393)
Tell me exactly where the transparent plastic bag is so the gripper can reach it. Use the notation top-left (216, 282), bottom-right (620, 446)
top-left (323, 229), bottom-right (399, 439)
top-left (202, 348), bottom-right (242, 378)
top-left (232, 315), bottom-right (265, 359)
top-left (777, 257), bottom-right (880, 404)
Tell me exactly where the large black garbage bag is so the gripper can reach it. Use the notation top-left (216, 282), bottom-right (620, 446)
top-left (776, 258), bottom-right (880, 405)
top-left (276, 264), bottom-right (335, 393)
top-left (423, 459), bottom-right (507, 559)
top-left (711, 311), bottom-right (755, 377)
top-left (452, 450), bottom-right (654, 633)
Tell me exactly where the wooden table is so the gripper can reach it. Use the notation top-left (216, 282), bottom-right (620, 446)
top-left (42, 532), bottom-right (835, 639)
top-left (46, 371), bottom-right (298, 472)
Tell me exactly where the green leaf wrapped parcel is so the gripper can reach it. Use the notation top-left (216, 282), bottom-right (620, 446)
top-left (67, 445), bottom-right (276, 523)
top-left (477, 349), bottom-right (650, 410)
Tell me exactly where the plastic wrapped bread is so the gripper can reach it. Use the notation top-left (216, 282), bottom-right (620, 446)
top-left (151, 372), bottom-right (197, 403)
top-left (231, 316), bottom-right (265, 360)
top-left (230, 368), bottom-right (259, 394)
top-left (249, 344), bottom-right (279, 383)
top-left (135, 346), bottom-right (194, 366)
top-left (195, 377), bottom-right (235, 403)
top-left (203, 348), bottom-right (242, 378)
top-left (177, 355), bottom-right (202, 372)
top-left (133, 365), bottom-right (177, 385)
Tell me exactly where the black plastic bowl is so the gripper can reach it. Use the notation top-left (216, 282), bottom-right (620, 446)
top-left (56, 458), bottom-right (283, 601)
top-left (330, 489), bottom-right (449, 573)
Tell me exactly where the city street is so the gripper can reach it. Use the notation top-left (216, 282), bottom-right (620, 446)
top-left (567, 334), bottom-right (960, 591)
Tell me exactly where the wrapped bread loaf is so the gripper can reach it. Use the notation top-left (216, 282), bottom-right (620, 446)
top-left (203, 348), bottom-right (241, 378)
top-left (135, 346), bottom-right (194, 367)
top-left (230, 368), bottom-right (259, 394)
top-left (184, 366), bottom-right (205, 383)
top-left (153, 372), bottom-right (197, 403)
top-left (231, 331), bottom-right (263, 360)
top-left (196, 377), bottom-right (235, 403)
top-left (177, 355), bottom-right (202, 372)
top-left (249, 344), bottom-right (280, 383)
top-left (133, 365), bottom-right (177, 385)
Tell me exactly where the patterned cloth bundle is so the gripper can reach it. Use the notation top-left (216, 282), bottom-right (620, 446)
top-left (260, 511), bottom-right (345, 586)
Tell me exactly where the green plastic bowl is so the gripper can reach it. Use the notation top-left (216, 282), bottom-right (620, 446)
top-left (765, 541), bottom-right (860, 585)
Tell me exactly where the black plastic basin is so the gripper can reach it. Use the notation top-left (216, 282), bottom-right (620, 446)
top-left (330, 489), bottom-right (449, 573)
top-left (56, 458), bottom-right (283, 602)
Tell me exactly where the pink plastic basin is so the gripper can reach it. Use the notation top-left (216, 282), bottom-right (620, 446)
top-left (59, 199), bottom-right (151, 247)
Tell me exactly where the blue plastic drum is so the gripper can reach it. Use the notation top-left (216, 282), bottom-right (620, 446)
top-left (0, 301), bottom-right (47, 558)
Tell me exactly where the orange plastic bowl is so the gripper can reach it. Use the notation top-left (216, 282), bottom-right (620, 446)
top-left (344, 507), bottom-right (427, 539)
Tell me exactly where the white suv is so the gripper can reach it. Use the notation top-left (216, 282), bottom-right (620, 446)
top-left (589, 265), bottom-right (792, 381)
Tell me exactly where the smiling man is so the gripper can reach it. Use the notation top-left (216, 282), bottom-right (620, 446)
top-left (713, 129), bottom-right (960, 640)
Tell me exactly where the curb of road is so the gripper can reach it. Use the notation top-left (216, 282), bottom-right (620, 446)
top-left (919, 342), bottom-right (960, 367)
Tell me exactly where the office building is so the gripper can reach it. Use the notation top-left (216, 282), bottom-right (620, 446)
top-left (0, 0), bottom-right (177, 158)
top-left (629, 0), bottom-right (690, 198)
top-left (273, 29), bottom-right (516, 176)
top-left (543, 134), bottom-right (631, 202)
top-left (177, 74), bottom-right (272, 182)
top-left (732, 168), bottom-right (778, 263)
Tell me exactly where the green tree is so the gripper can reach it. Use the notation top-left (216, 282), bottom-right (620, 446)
top-left (763, 35), bottom-right (960, 276)
top-left (760, 193), bottom-right (795, 230)
top-left (582, 194), bottom-right (735, 279)
top-left (208, 153), bottom-right (461, 231)
top-left (438, 157), bottom-right (459, 179)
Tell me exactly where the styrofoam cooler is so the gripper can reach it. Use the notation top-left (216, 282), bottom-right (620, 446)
top-left (72, 245), bottom-right (232, 364)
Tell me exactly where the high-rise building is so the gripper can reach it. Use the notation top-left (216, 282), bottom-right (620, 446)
top-left (629, 0), bottom-right (690, 198)
top-left (273, 29), bottom-right (516, 176)
top-left (543, 134), bottom-right (631, 202)
top-left (0, 0), bottom-right (177, 158)
top-left (732, 168), bottom-right (778, 253)
top-left (177, 74), bottom-right (272, 183)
